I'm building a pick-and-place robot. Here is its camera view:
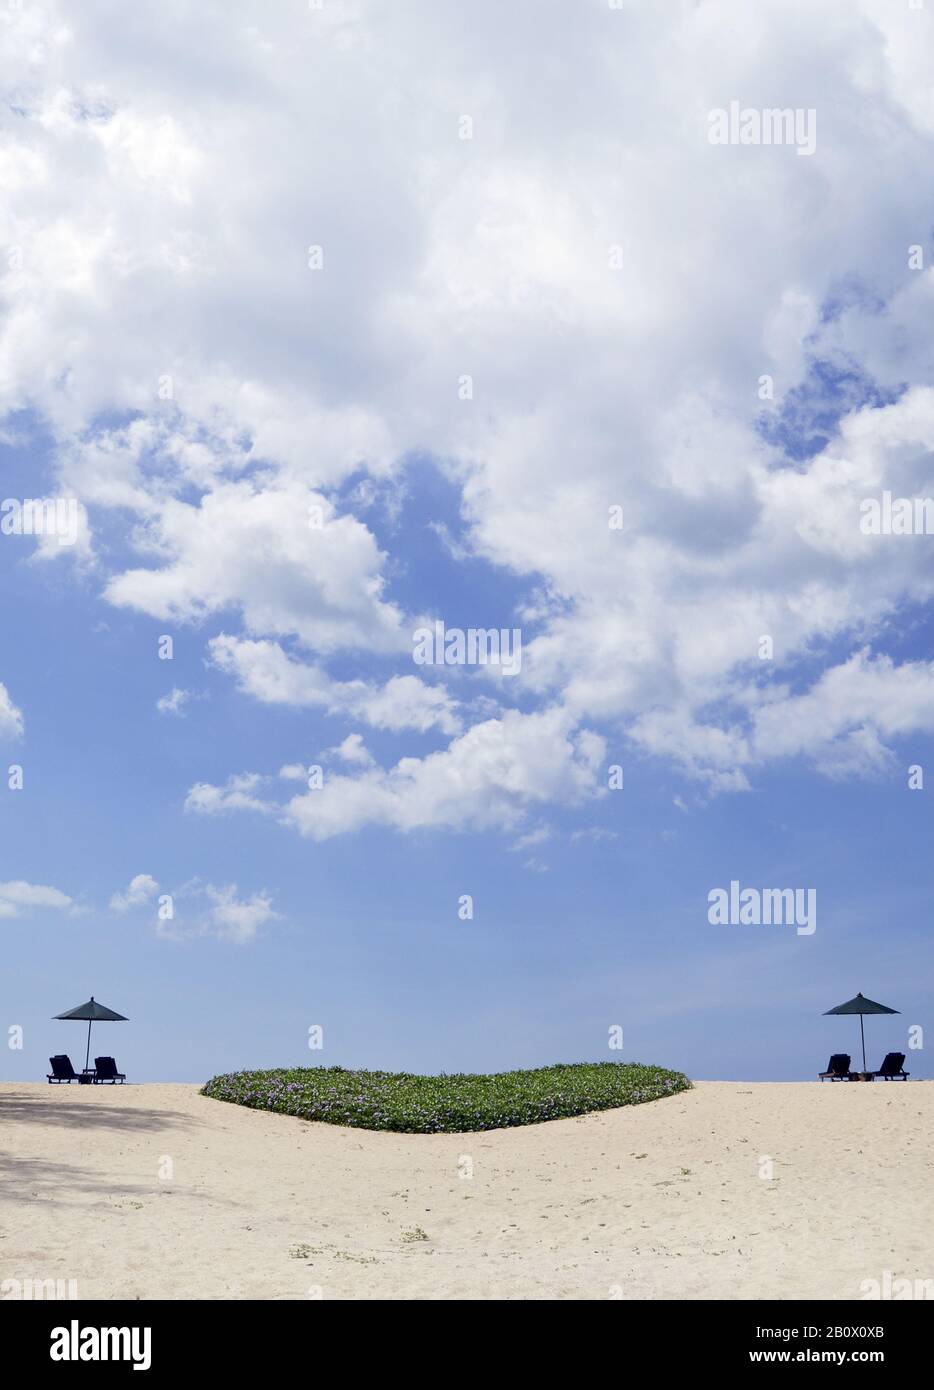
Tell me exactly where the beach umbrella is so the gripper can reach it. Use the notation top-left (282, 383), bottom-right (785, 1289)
top-left (53, 996), bottom-right (128, 1074)
top-left (823, 992), bottom-right (898, 1073)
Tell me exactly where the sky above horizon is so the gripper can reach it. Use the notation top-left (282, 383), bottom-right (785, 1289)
top-left (1, 0), bottom-right (932, 1083)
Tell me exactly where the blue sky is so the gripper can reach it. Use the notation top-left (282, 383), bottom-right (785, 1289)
top-left (2, 426), bottom-right (930, 1082)
top-left (1, 0), bottom-right (932, 1083)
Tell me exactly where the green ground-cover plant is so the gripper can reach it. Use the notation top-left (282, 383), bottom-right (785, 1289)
top-left (201, 1062), bottom-right (691, 1134)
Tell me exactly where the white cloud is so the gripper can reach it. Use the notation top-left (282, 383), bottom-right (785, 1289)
top-left (354, 675), bottom-right (461, 736)
top-left (3, 0), bottom-right (934, 815)
top-left (510, 826), bottom-right (552, 853)
top-left (627, 707), bottom-right (754, 794)
top-left (0, 683), bottom-right (24, 738)
top-left (0, 880), bottom-right (72, 917)
top-left (209, 635), bottom-right (461, 735)
top-left (752, 650), bottom-right (934, 771)
top-left (184, 772), bottom-right (273, 817)
top-left (187, 707), bottom-right (605, 841)
top-left (110, 873), bottom-right (159, 913)
top-left (626, 648), bottom-right (934, 789)
top-left (156, 687), bottom-right (190, 716)
top-left (104, 482), bottom-right (405, 655)
top-left (153, 880), bottom-right (279, 944)
top-left (204, 883), bottom-right (278, 945)
top-left (570, 827), bottom-right (619, 844)
top-left (326, 733), bottom-right (374, 768)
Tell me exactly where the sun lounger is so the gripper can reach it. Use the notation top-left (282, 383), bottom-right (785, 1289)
top-left (92, 1055), bottom-right (126, 1084)
top-left (47, 1055), bottom-right (81, 1084)
top-left (819, 1053), bottom-right (853, 1081)
top-left (871, 1052), bottom-right (909, 1080)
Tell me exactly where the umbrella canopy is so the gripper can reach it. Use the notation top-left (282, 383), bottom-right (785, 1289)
top-left (824, 992), bottom-right (898, 1073)
top-left (53, 996), bottom-right (128, 1073)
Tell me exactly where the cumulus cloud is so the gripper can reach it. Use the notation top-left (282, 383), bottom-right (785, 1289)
top-left (510, 826), bottom-right (553, 853)
top-left (3, 0), bottom-right (934, 823)
top-left (153, 880), bottom-right (279, 944)
top-left (627, 647), bottom-right (934, 789)
top-left (570, 827), bottom-right (619, 844)
top-left (325, 733), bottom-right (374, 767)
top-left (752, 650), bottom-right (934, 773)
top-left (110, 873), bottom-right (159, 912)
top-left (184, 772), bottom-right (273, 817)
top-left (0, 683), bottom-right (24, 738)
top-left (104, 482), bottom-right (406, 654)
top-left (204, 884), bottom-right (278, 945)
top-left (0, 880), bottom-right (72, 917)
top-left (187, 707), bottom-right (605, 841)
top-left (156, 688), bottom-right (190, 716)
top-left (209, 635), bottom-right (461, 735)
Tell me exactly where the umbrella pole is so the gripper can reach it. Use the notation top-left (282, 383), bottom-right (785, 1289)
top-left (859, 1014), bottom-right (866, 1073)
top-left (85, 1019), bottom-right (92, 1074)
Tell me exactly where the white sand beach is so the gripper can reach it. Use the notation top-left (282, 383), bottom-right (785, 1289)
top-left (2, 1081), bottom-right (931, 1301)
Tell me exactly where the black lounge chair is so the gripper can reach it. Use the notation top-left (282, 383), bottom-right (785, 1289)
top-left (819, 1053), bottom-right (853, 1081)
top-left (92, 1056), bottom-right (126, 1084)
top-left (871, 1052), bottom-right (909, 1081)
top-left (47, 1055), bottom-right (80, 1084)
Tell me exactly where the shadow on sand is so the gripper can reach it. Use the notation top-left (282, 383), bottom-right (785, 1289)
top-left (0, 1091), bottom-right (200, 1133)
top-left (0, 1094), bottom-right (224, 1211)
top-left (0, 1151), bottom-right (164, 1206)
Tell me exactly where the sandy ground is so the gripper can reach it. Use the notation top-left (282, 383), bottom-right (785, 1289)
top-left (1, 1080), bottom-right (932, 1300)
